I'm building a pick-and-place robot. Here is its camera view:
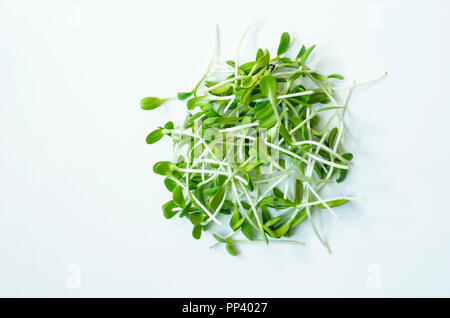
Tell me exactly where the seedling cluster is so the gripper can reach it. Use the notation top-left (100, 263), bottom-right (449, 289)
top-left (141, 27), bottom-right (385, 255)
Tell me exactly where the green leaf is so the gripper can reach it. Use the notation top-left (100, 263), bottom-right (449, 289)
top-left (311, 72), bottom-right (326, 81)
top-left (162, 201), bottom-right (178, 219)
top-left (241, 171), bottom-right (254, 191)
top-left (140, 97), bottom-right (168, 110)
top-left (184, 111), bottom-right (205, 128)
top-left (203, 186), bottom-right (219, 196)
top-left (226, 241), bottom-right (237, 256)
top-left (164, 121), bottom-right (174, 130)
top-left (300, 44), bottom-right (316, 66)
top-left (277, 32), bottom-right (290, 56)
top-left (179, 202), bottom-right (192, 219)
top-left (146, 128), bottom-right (164, 145)
top-left (328, 127), bottom-right (338, 148)
top-left (255, 101), bottom-right (274, 120)
top-left (213, 234), bottom-right (226, 243)
top-left (301, 125), bottom-right (308, 141)
top-left (242, 160), bottom-right (262, 172)
top-left (255, 48), bottom-right (264, 60)
top-left (272, 220), bottom-right (292, 238)
top-left (259, 74), bottom-right (278, 105)
top-left (153, 161), bottom-right (173, 176)
top-left (278, 57), bottom-right (294, 63)
top-left (337, 169), bottom-right (348, 183)
top-left (257, 196), bottom-right (273, 208)
top-left (241, 220), bottom-right (253, 241)
top-left (219, 209), bottom-right (232, 215)
top-left (164, 178), bottom-right (177, 192)
top-left (239, 61), bottom-right (255, 74)
top-left (309, 92), bottom-right (329, 104)
top-left (172, 185), bottom-right (184, 207)
top-left (211, 83), bottom-right (232, 95)
top-left (294, 179), bottom-right (303, 204)
top-left (261, 207), bottom-right (271, 223)
top-left (291, 209), bottom-right (307, 228)
top-left (274, 196), bottom-right (294, 207)
top-left (226, 60), bottom-right (235, 68)
top-left (177, 92), bottom-right (192, 100)
top-left (264, 215), bottom-right (284, 227)
top-left (215, 175), bottom-right (227, 186)
top-left (210, 186), bottom-right (225, 211)
top-left (327, 74), bottom-right (344, 80)
top-left (258, 114), bottom-right (277, 129)
top-left (342, 153), bottom-right (354, 161)
top-left (259, 74), bottom-right (280, 124)
top-left (317, 199), bottom-right (348, 209)
top-left (336, 153), bottom-right (353, 183)
top-left (278, 124), bottom-right (293, 146)
top-left (288, 71), bottom-right (306, 82)
top-left (187, 96), bottom-right (210, 110)
top-left (189, 212), bottom-right (205, 225)
top-left (194, 185), bottom-right (206, 207)
top-left (192, 225), bottom-right (202, 240)
top-left (295, 45), bottom-right (306, 61)
top-left (263, 225), bottom-right (278, 238)
top-left (230, 205), bottom-right (245, 231)
top-left (202, 117), bottom-right (219, 126)
top-left (273, 187), bottom-right (284, 199)
top-left (250, 49), bottom-right (270, 75)
top-left (240, 88), bottom-right (254, 106)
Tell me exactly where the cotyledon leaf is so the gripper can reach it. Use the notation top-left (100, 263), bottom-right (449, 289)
top-left (277, 32), bottom-right (290, 56)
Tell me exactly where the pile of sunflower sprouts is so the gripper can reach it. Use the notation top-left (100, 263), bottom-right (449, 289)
top-left (141, 26), bottom-right (386, 256)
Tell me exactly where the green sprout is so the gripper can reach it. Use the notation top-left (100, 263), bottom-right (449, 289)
top-left (141, 25), bottom-right (386, 256)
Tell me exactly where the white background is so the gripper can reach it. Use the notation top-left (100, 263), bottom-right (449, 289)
top-left (1, 0), bottom-right (449, 297)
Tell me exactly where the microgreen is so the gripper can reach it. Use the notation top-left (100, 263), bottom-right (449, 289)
top-left (141, 27), bottom-right (386, 256)
top-left (146, 128), bottom-right (164, 144)
top-left (277, 32), bottom-right (291, 56)
top-left (141, 97), bottom-right (169, 110)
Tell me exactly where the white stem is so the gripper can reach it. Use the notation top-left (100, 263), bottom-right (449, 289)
top-left (257, 174), bottom-right (288, 201)
top-left (230, 178), bottom-right (259, 230)
top-left (331, 72), bottom-right (388, 91)
top-left (235, 22), bottom-right (252, 80)
top-left (219, 122), bottom-right (259, 133)
top-left (305, 153), bottom-right (349, 170)
top-left (305, 183), bottom-right (337, 218)
top-left (289, 111), bottom-right (317, 134)
top-left (305, 204), bottom-right (331, 253)
top-left (238, 181), bottom-right (265, 235)
top-left (204, 76), bottom-right (248, 92)
top-left (296, 196), bottom-right (362, 209)
top-left (252, 172), bottom-right (285, 184)
top-left (264, 141), bottom-right (309, 164)
top-left (191, 143), bottom-right (207, 167)
top-left (202, 188), bottom-right (228, 226)
top-left (175, 168), bottom-right (248, 185)
top-left (198, 174), bottom-right (217, 187)
top-left (207, 95), bottom-right (235, 101)
top-left (191, 194), bottom-right (221, 225)
top-left (272, 70), bottom-right (316, 77)
top-left (200, 158), bottom-right (233, 167)
top-left (222, 98), bottom-right (235, 114)
top-left (278, 90), bottom-right (315, 100)
top-left (232, 133), bottom-right (256, 141)
top-left (293, 140), bottom-right (352, 164)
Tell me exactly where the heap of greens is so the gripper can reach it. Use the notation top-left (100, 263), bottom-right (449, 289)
top-left (141, 29), bottom-right (385, 255)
